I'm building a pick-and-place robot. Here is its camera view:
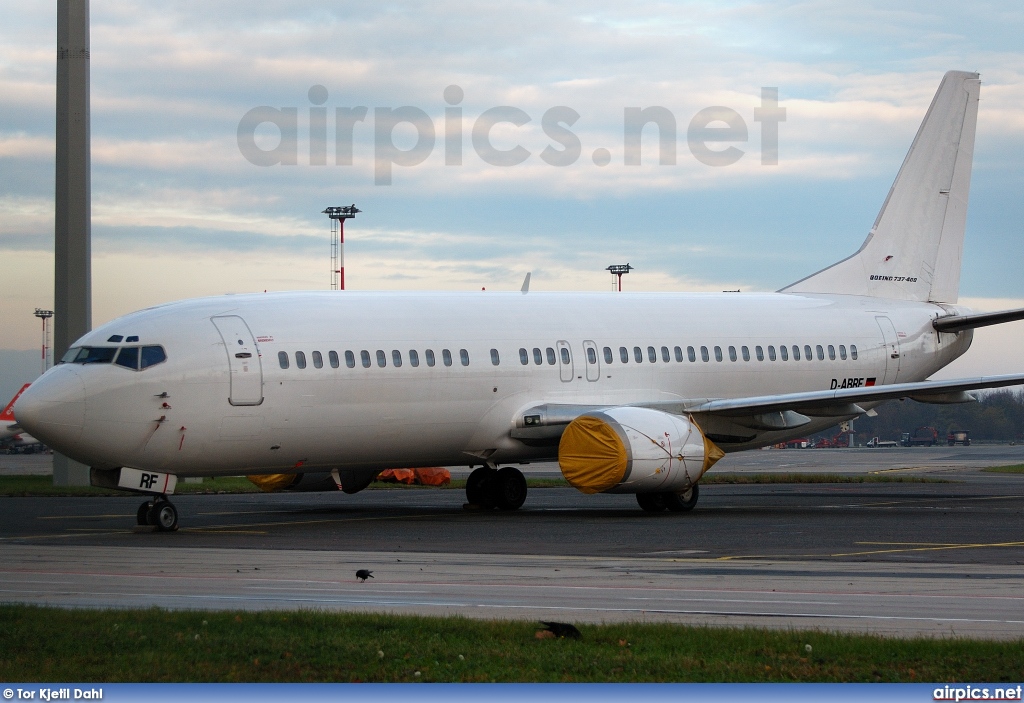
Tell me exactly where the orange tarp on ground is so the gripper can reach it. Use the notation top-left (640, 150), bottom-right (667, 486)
top-left (377, 467), bottom-right (451, 486)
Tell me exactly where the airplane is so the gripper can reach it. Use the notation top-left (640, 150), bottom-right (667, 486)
top-left (0, 384), bottom-right (45, 454)
top-left (0, 383), bottom-right (32, 441)
top-left (14, 70), bottom-right (1024, 531)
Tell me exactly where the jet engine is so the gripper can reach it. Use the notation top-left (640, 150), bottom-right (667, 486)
top-left (558, 407), bottom-right (724, 494)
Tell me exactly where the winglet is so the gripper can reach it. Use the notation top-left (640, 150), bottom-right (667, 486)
top-left (521, 272), bottom-right (531, 294)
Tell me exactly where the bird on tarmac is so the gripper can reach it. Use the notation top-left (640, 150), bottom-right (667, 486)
top-left (356, 569), bottom-right (374, 582)
top-left (539, 621), bottom-right (581, 639)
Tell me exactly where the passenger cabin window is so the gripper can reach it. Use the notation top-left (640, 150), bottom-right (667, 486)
top-left (850, 345), bottom-right (858, 360)
top-left (620, 346), bottom-right (629, 363)
top-left (490, 349), bottom-right (500, 366)
top-left (742, 346), bottom-right (750, 362)
top-left (115, 347), bottom-right (139, 369)
top-left (765, 345), bottom-right (773, 361)
top-left (278, 351), bottom-right (289, 369)
top-left (687, 346), bottom-right (696, 362)
top-left (755, 346), bottom-right (763, 361)
top-left (410, 350), bottom-right (420, 367)
top-left (587, 347), bottom-right (597, 364)
top-left (329, 351), bottom-right (340, 368)
top-left (674, 346), bottom-right (683, 362)
top-left (714, 346), bottom-right (723, 362)
top-left (295, 351), bottom-right (307, 369)
top-left (780, 345), bottom-right (789, 361)
top-left (443, 349), bottom-right (453, 367)
top-left (647, 346), bottom-right (656, 363)
top-left (374, 350), bottom-right (385, 367)
top-left (827, 345), bottom-right (835, 361)
top-left (560, 347), bottom-right (570, 365)
top-left (345, 350), bottom-right (355, 368)
top-left (392, 350), bottom-right (402, 367)
top-left (792, 345), bottom-right (800, 361)
top-left (533, 348), bottom-right (543, 365)
top-left (701, 346), bottom-right (709, 362)
top-left (728, 346), bottom-right (737, 362)
top-left (460, 349), bottom-right (470, 366)
top-left (361, 350), bottom-right (371, 368)
top-left (426, 349), bottom-right (436, 367)
top-left (661, 346), bottom-right (670, 363)
top-left (519, 348), bottom-right (529, 365)
top-left (805, 345), bottom-right (813, 361)
top-left (312, 351), bottom-right (323, 369)
top-left (634, 346), bottom-right (643, 363)
top-left (839, 345), bottom-right (847, 360)
top-left (604, 347), bottom-right (613, 364)
top-left (546, 348), bottom-right (556, 365)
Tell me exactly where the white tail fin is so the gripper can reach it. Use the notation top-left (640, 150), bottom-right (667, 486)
top-left (781, 71), bottom-right (980, 303)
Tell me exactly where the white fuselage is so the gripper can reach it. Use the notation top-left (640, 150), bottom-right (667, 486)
top-left (18, 290), bottom-right (972, 479)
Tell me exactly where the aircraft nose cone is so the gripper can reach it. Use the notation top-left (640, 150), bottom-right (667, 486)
top-left (14, 366), bottom-right (85, 447)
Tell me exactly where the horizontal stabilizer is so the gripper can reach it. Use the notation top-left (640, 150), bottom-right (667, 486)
top-left (933, 307), bottom-right (1024, 333)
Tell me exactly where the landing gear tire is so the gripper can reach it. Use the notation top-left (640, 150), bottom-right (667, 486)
top-left (493, 466), bottom-right (527, 511)
top-left (136, 501), bottom-right (152, 526)
top-left (636, 492), bottom-right (667, 512)
top-left (663, 483), bottom-right (699, 512)
top-left (147, 498), bottom-right (179, 532)
top-left (466, 466), bottom-right (497, 508)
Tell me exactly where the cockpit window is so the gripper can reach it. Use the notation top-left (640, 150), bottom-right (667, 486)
top-left (140, 346), bottom-right (167, 369)
top-left (62, 347), bottom-right (118, 364)
top-left (114, 347), bottom-right (139, 369)
top-left (107, 335), bottom-right (124, 343)
top-left (62, 345), bottom-right (166, 369)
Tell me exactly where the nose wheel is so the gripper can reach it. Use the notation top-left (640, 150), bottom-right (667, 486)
top-left (136, 497), bottom-right (179, 531)
top-left (637, 483), bottom-right (700, 513)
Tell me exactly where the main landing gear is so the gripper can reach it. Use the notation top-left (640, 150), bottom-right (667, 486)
top-left (636, 483), bottom-right (700, 513)
top-left (136, 496), bottom-right (179, 531)
top-left (465, 465), bottom-right (527, 510)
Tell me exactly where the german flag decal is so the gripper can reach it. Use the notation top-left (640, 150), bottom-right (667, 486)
top-left (865, 378), bottom-right (877, 386)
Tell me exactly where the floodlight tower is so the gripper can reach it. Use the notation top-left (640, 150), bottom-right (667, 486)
top-left (606, 263), bottom-right (633, 292)
top-left (34, 309), bottom-right (54, 374)
top-left (323, 205), bottom-right (360, 290)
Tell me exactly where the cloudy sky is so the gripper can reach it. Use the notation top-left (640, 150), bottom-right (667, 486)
top-left (2, 1), bottom-right (1023, 398)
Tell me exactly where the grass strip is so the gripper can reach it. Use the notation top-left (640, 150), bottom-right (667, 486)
top-left (1, 605), bottom-right (1021, 683)
top-left (981, 465), bottom-right (1024, 474)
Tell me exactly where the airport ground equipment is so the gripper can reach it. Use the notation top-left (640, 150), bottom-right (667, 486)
top-left (901, 426), bottom-right (939, 446)
top-left (948, 430), bottom-right (971, 446)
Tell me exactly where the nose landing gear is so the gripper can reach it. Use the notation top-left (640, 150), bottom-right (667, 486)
top-left (136, 496), bottom-right (179, 531)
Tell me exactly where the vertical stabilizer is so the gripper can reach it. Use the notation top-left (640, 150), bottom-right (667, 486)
top-left (782, 71), bottom-right (980, 303)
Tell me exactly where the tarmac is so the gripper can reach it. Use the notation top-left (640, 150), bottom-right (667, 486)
top-left (1, 446), bottom-right (1022, 638)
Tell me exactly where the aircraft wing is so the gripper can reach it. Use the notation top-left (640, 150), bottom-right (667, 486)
top-left (675, 373), bottom-right (1024, 417)
top-left (513, 373), bottom-right (1024, 440)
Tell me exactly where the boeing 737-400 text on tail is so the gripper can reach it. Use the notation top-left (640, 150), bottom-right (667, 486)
top-left (15, 71), bottom-right (1024, 530)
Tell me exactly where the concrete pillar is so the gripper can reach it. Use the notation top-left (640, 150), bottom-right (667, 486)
top-left (53, 0), bottom-right (92, 486)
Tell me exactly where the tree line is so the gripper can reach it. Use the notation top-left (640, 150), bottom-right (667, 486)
top-left (821, 389), bottom-right (1024, 444)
